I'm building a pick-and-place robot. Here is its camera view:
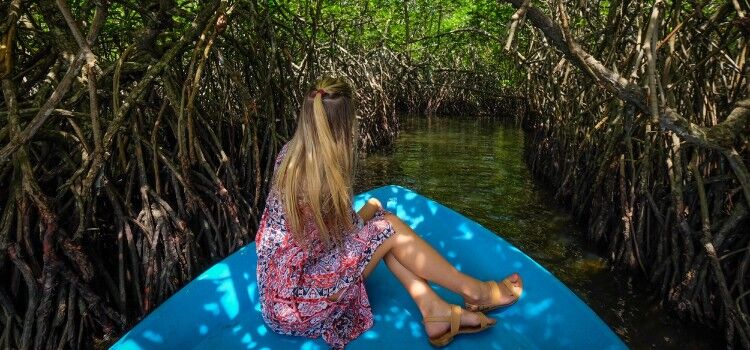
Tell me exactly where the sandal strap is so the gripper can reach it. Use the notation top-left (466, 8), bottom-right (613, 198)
top-left (422, 305), bottom-right (462, 337)
top-left (423, 315), bottom-right (450, 322)
top-left (422, 304), bottom-right (462, 332)
top-left (470, 281), bottom-right (501, 309)
top-left (450, 305), bottom-right (461, 335)
top-left (490, 280), bottom-right (501, 305)
top-left (477, 312), bottom-right (491, 328)
top-left (465, 274), bottom-right (522, 310)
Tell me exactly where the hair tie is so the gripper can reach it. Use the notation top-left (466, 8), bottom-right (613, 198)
top-left (310, 88), bottom-right (328, 98)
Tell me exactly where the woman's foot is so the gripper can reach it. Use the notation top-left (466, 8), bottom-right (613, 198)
top-left (465, 273), bottom-right (523, 311)
top-left (422, 302), bottom-right (496, 339)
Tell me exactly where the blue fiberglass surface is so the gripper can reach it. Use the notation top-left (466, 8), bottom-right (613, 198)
top-left (109, 185), bottom-right (627, 350)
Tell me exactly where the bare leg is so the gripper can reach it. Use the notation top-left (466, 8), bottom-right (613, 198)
top-left (359, 202), bottom-right (519, 306)
top-left (382, 252), bottom-right (495, 338)
top-left (380, 213), bottom-right (493, 304)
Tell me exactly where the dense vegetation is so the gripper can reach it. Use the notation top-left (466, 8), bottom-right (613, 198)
top-left (1, 0), bottom-right (748, 348)
top-left (0, 1), bottom-right (518, 348)
top-left (509, 1), bottom-right (750, 347)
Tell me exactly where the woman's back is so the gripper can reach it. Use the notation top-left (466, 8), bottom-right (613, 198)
top-left (255, 141), bottom-right (396, 349)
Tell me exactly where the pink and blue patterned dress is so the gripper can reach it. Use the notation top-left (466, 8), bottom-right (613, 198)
top-left (255, 142), bottom-right (396, 349)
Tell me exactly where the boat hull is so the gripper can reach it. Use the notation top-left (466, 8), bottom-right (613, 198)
top-left (110, 185), bottom-right (626, 349)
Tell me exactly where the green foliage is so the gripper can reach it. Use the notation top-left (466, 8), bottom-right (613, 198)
top-left (272, 0), bottom-right (524, 87)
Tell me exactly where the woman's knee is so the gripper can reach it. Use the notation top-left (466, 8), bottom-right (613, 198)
top-left (383, 213), bottom-right (413, 237)
top-left (383, 212), bottom-right (402, 228)
top-left (358, 198), bottom-right (384, 221)
top-left (383, 251), bottom-right (398, 265)
top-left (367, 197), bottom-right (383, 210)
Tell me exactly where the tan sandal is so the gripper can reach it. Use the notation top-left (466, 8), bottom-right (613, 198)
top-left (465, 273), bottom-right (523, 312)
top-left (422, 304), bottom-right (496, 347)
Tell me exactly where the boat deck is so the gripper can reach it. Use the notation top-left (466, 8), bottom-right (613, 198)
top-left (111, 185), bottom-right (626, 349)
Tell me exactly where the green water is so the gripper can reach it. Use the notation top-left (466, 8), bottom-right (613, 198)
top-left (353, 116), bottom-right (721, 349)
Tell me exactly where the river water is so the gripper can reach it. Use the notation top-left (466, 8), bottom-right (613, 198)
top-left (353, 116), bottom-right (721, 349)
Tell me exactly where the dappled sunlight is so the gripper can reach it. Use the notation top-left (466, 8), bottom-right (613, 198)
top-left (454, 222), bottom-right (475, 240)
top-left (110, 185), bottom-right (625, 349)
top-left (522, 298), bottom-right (554, 317)
top-left (299, 340), bottom-right (322, 350)
top-left (394, 204), bottom-right (425, 230)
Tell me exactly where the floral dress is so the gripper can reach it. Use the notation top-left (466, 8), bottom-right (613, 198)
top-left (255, 142), bottom-right (396, 349)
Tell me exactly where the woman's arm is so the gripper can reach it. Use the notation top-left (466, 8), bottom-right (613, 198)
top-left (357, 197), bottom-right (383, 222)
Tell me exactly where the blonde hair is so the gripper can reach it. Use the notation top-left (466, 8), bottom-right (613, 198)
top-left (273, 77), bottom-right (358, 248)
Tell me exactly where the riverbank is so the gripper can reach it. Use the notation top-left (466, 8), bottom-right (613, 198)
top-left (506, 1), bottom-right (750, 346)
top-left (355, 115), bottom-right (723, 348)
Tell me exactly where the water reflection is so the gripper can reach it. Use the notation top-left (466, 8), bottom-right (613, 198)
top-left (354, 116), bottom-right (721, 349)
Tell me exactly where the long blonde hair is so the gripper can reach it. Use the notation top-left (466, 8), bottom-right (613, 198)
top-left (273, 77), bottom-right (357, 248)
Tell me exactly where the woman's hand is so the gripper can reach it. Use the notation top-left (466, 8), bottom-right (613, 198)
top-left (357, 197), bottom-right (383, 222)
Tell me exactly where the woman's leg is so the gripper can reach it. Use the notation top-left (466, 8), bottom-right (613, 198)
top-left (382, 212), bottom-right (487, 303)
top-left (362, 212), bottom-right (520, 307)
top-left (381, 252), bottom-right (494, 337)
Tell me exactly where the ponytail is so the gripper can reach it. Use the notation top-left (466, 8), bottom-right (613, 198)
top-left (274, 77), bottom-right (356, 248)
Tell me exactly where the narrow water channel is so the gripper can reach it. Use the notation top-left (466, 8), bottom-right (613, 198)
top-left (353, 116), bottom-right (721, 349)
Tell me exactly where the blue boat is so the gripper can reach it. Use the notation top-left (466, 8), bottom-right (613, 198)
top-left (110, 185), bottom-right (627, 349)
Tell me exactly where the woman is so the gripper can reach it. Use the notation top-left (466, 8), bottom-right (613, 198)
top-left (255, 77), bottom-right (523, 349)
